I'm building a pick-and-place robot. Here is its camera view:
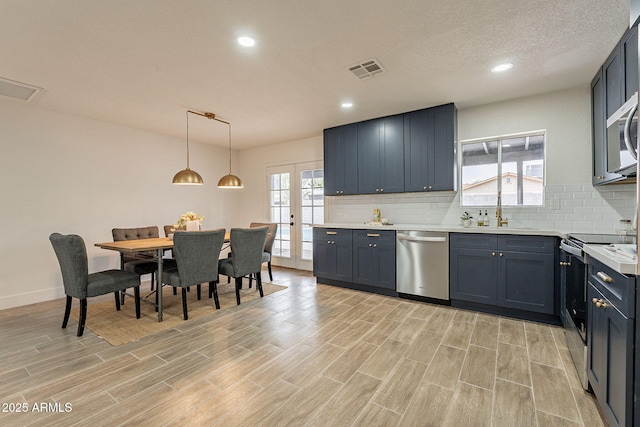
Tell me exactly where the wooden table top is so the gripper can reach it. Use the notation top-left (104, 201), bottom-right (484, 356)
top-left (95, 232), bottom-right (230, 253)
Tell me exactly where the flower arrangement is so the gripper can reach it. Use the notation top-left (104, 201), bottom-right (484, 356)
top-left (460, 212), bottom-right (473, 220)
top-left (174, 211), bottom-right (204, 229)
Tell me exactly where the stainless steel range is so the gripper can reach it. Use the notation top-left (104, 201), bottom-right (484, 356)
top-left (560, 233), bottom-right (635, 390)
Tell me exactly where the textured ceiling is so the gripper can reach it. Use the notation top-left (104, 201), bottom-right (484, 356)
top-left (0, 0), bottom-right (630, 149)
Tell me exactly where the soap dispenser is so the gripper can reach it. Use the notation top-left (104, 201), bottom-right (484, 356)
top-left (477, 210), bottom-right (484, 226)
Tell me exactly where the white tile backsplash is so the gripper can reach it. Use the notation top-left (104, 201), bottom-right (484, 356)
top-left (326, 184), bottom-right (636, 233)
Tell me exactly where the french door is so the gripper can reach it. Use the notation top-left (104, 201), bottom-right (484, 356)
top-left (268, 161), bottom-right (324, 270)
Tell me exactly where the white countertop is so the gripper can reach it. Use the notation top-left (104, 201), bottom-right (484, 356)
top-left (315, 222), bottom-right (564, 237)
top-left (583, 243), bottom-right (638, 275)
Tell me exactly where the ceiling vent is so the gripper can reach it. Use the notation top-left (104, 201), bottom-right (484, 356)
top-left (347, 58), bottom-right (385, 80)
top-left (0, 77), bottom-right (42, 102)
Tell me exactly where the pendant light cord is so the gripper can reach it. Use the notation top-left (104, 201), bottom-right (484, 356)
top-left (186, 110), bottom-right (190, 169)
top-left (228, 122), bottom-right (232, 174)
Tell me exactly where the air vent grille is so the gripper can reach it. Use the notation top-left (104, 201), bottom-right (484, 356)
top-left (0, 77), bottom-right (42, 102)
top-left (347, 58), bottom-right (385, 80)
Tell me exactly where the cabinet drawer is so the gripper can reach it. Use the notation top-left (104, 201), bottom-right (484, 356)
top-left (497, 235), bottom-right (556, 253)
top-left (588, 258), bottom-right (635, 318)
top-left (313, 227), bottom-right (351, 241)
top-left (450, 233), bottom-right (498, 250)
top-left (353, 229), bottom-right (396, 245)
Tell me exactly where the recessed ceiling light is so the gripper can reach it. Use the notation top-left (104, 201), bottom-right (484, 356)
top-left (237, 36), bottom-right (256, 47)
top-left (491, 62), bottom-right (513, 73)
top-left (341, 102), bottom-right (353, 108)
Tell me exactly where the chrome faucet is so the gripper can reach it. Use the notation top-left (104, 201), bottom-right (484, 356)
top-left (496, 191), bottom-right (509, 227)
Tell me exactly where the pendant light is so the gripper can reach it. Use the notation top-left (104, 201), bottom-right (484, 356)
top-left (172, 110), bottom-right (204, 185)
top-left (216, 115), bottom-right (243, 189)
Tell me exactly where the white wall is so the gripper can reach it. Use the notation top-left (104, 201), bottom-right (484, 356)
top-left (0, 100), bottom-right (242, 309)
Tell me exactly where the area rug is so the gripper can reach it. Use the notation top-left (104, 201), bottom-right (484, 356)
top-left (70, 282), bottom-right (286, 346)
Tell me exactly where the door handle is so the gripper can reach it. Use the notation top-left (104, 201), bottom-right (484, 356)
top-left (290, 222), bottom-right (294, 226)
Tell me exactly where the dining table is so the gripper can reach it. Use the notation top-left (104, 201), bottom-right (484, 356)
top-left (95, 232), bottom-right (230, 322)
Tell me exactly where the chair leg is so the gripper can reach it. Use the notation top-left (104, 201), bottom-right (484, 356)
top-left (249, 274), bottom-right (253, 289)
top-left (181, 288), bottom-right (188, 320)
top-left (62, 295), bottom-right (72, 328)
top-left (134, 286), bottom-right (141, 319)
top-left (114, 292), bottom-right (121, 311)
top-left (121, 289), bottom-right (125, 305)
top-left (150, 272), bottom-right (155, 291)
top-left (257, 272), bottom-right (264, 297)
top-left (77, 298), bottom-right (87, 337)
top-left (234, 277), bottom-right (242, 305)
top-left (268, 261), bottom-right (273, 282)
top-left (210, 280), bottom-right (220, 309)
top-left (197, 284), bottom-right (201, 300)
top-left (173, 287), bottom-right (177, 295)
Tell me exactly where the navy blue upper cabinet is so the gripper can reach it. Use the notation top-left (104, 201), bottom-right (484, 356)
top-left (404, 103), bottom-right (456, 192)
top-left (603, 25), bottom-right (638, 118)
top-left (357, 114), bottom-right (404, 194)
top-left (324, 124), bottom-right (358, 195)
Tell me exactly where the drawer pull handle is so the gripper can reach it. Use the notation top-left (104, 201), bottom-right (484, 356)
top-left (326, 231), bottom-right (337, 235)
top-left (367, 233), bottom-right (380, 237)
top-left (596, 271), bottom-right (613, 283)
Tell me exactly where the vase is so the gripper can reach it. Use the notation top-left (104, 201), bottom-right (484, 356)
top-left (185, 220), bottom-right (200, 231)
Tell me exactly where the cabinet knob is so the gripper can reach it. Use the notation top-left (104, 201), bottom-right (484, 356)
top-left (499, 253), bottom-right (503, 257)
top-left (423, 186), bottom-right (427, 190)
top-left (373, 244), bottom-right (377, 248)
top-left (592, 297), bottom-right (598, 304)
top-left (429, 186), bottom-right (432, 190)
top-left (492, 252), bottom-right (496, 256)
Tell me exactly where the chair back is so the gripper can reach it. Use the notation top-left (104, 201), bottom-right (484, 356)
top-left (173, 229), bottom-right (225, 286)
top-left (112, 226), bottom-right (159, 264)
top-left (229, 227), bottom-right (269, 277)
top-left (249, 222), bottom-right (278, 254)
top-left (49, 233), bottom-right (89, 299)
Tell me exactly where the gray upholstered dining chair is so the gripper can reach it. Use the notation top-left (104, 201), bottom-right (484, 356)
top-left (249, 222), bottom-right (278, 282)
top-left (218, 227), bottom-right (269, 305)
top-left (112, 226), bottom-right (160, 292)
top-left (49, 233), bottom-right (141, 337)
top-left (161, 229), bottom-right (226, 320)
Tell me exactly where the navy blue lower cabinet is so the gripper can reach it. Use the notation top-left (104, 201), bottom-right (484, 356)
top-left (450, 233), bottom-right (558, 323)
top-left (352, 230), bottom-right (396, 290)
top-left (587, 268), bottom-right (634, 427)
top-left (498, 251), bottom-right (555, 314)
top-left (450, 248), bottom-right (498, 305)
top-left (313, 228), bottom-right (353, 282)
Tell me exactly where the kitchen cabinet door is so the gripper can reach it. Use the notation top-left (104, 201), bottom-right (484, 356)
top-left (323, 124), bottom-right (358, 195)
top-left (622, 25), bottom-right (638, 101)
top-left (352, 230), bottom-right (396, 290)
top-left (403, 104), bottom-right (456, 192)
top-left (357, 115), bottom-right (404, 194)
top-left (604, 44), bottom-right (623, 118)
top-left (587, 283), bottom-right (634, 427)
top-left (450, 248), bottom-right (498, 305)
top-left (498, 251), bottom-right (555, 314)
top-left (592, 69), bottom-right (624, 185)
top-left (313, 228), bottom-right (353, 282)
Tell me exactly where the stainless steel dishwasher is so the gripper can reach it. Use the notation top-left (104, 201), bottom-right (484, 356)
top-left (396, 231), bottom-right (449, 301)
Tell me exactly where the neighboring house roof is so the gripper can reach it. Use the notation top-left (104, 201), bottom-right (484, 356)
top-left (462, 172), bottom-right (542, 190)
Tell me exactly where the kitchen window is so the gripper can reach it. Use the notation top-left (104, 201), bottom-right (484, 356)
top-left (460, 131), bottom-right (545, 207)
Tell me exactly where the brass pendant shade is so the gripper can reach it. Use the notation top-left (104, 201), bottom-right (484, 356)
top-left (217, 114), bottom-right (243, 189)
top-left (173, 110), bottom-right (204, 185)
top-left (217, 173), bottom-right (243, 188)
top-left (173, 168), bottom-right (204, 185)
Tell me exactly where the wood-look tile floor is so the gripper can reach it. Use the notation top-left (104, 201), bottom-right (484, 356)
top-left (0, 267), bottom-right (606, 426)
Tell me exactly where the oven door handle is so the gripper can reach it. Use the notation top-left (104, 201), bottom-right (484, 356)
top-left (560, 240), bottom-right (582, 258)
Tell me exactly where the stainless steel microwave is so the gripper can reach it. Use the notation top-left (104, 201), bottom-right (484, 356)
top-left (607, 92), bottom-right (638, 176)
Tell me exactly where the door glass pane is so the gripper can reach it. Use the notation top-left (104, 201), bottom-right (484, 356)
top-left (300, 168), bottom-right (324, 261)
top-left (269, 172), bottom-right (291, 259)
top-left (461, 140), bottom-right (498, 206)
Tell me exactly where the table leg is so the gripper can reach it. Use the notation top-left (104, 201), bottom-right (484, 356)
top-left (157, 248), bottom-right (163, 322)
